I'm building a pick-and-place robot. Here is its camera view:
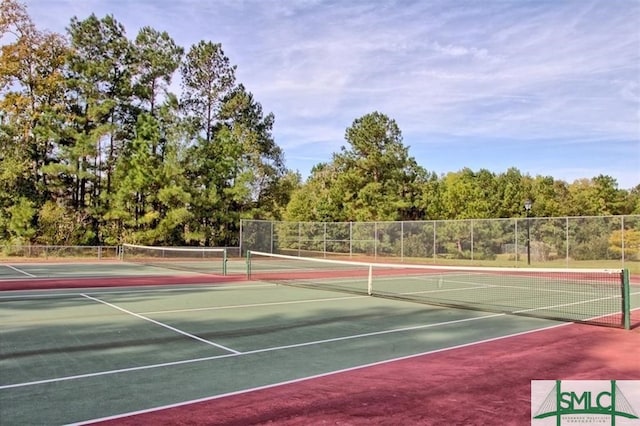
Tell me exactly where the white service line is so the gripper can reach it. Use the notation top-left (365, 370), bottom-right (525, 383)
top-left (0, 311), bottom-right (506, 391)
top-left (513, 294), bottom-right (621, 314)
top-left (140, 294), bottom-right (368, 315)
top-left (80, 294), bottom-right (241, 354)
top-left (69, 322), bottom-right (570, 426)
top-left (241, 313), bottom-right (506, 355)
top-left (0, 353), bottom-right (238, 390)
top-left (0, 283), bottom-right (276, 300)
top-left (4, 264), bottom-right (36, 278)
top-left (324, 274), bottom-right (605, 296)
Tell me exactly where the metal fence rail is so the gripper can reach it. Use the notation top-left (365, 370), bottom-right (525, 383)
top-left (240, 215), bottom-right (640, 268)
top-left (0, 245), bottom-right (242, 261)
top-left (2, 215), bottom-right (638, 269)
top-left (0, 245), bottom-right (122, 260)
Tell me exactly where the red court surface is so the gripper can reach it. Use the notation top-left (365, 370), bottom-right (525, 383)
top-left (2, 263), bottom-right (637, 425)
top-left (93, 315), bottom-right (640, 426)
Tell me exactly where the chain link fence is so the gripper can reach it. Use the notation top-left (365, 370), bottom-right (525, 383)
top-left (0, 245), bottom-right (241, 261)
top-left (240, 215), bottom-right (640, 268)
top-left (2, 216), bottom-right (638, 269)
top-left (0, 245), bottom-right (122, 260)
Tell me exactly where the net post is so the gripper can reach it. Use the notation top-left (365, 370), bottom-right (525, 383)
top-left (246, 250), bottom-right (252, 280)
top-left (367, 265), bottom-right (373, 295)
top-left (622, 268), bottom-right (630, 330)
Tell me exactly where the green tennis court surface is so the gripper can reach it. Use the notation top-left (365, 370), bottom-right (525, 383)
top-left (1, 259), bottom-right (638, 425)
top-left (0, 282), bottom-right (557, 425)
top-left (0, 261), bottom-right (228, 279)
top-left (246, 251), bottom-right (633, 329)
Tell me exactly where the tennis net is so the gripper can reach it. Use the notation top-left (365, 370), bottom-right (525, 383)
top-left (247, 251), bottom-right (631, 329)
top-left (122, 244), bottom-right (227, 275)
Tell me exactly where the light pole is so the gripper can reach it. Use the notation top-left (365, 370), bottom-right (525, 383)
top-left (524, 199), bottom-right (532, 265)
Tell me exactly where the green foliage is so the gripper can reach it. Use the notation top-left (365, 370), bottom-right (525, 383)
top-left (36, 201), bottom-right (94, 245)
top-left (181, 40), bottom-right (236, 142)
top-left (441, 168), bottom-right (499, 220)
top-left (4, 197), bottom-right (36, 243)
top-left (287, 112), bottom-right (428, 223)
top-left (609, 229), bottom-right (640, 260)
top-left (133, 26), bottom-right (183, 114)
top-left (567, 217), bottom-right (618, 260)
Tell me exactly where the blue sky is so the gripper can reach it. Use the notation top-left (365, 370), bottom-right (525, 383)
top-left (23, 0), bottom-right (640, 189)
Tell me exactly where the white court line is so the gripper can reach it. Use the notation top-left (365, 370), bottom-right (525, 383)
top-left (69, 321), bottom-right (569, 426)
top-left (514, 294), bottom-right (622, 314)
top-left (405, 279), bottom-right (604, 297)
top-left (396, 283), bottom-right (624, 316)
top-left (140, 295), bottom-right (368, 315)
top-left (3, 264), bottom-right (36, 278)
top-left (398, 285), bottom-right (492, 296)
top-left (326, 276), bottom-right (605, 298)
top-left (2, 282), bottom-right (636, 392)
top-left (80, 294), bottom-right (241, 354)
top-left (328, 274), bottom-right (606, 296)
top-left (243, 313), bottom-right (505, 354)
top-left (172, 275), bottom-right (630, 317)
top-left (0, 312), bottom-right (506, 391)
top-left (0, 283), bottom-right (276, 300)
top-left (406, 275), bottom-right (610, 296)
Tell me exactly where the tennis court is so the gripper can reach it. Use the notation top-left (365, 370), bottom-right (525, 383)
top-left (1, 255), bottom-right (638, 425)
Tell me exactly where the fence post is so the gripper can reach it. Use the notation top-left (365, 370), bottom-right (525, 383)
top-left (433, 221), bottom-right (437, 262)
top-left (349, 222), bottom-right (353, 258)
top-left (323, 222), bottom-right (327, 258)
top-left (514, 219), bottom-right (518, 266)
top-left (565, 217), bottom-right (569, 267)
top-left (374, 222), bottom-right (378, 259)
top-left (400, 221), bottom-right (404, 262)
top-left (239, 219), bottom-right (243, 256)
top-left (270, 221), bottom-right (274, 254)
top-left (621, 215), bottom-right (625, 267)
top-left (471, 219), bottom-right (474, 261)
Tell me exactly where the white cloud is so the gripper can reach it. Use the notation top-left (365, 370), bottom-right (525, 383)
top-left (21, 0), bottom-right (640, 188)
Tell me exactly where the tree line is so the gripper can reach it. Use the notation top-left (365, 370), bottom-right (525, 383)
top-left (1, 1), bottom-right (638, 248)
top-left (1, 0), bottom-right (295, 247)
top-left (285, 112), bottom-right (639, 223)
